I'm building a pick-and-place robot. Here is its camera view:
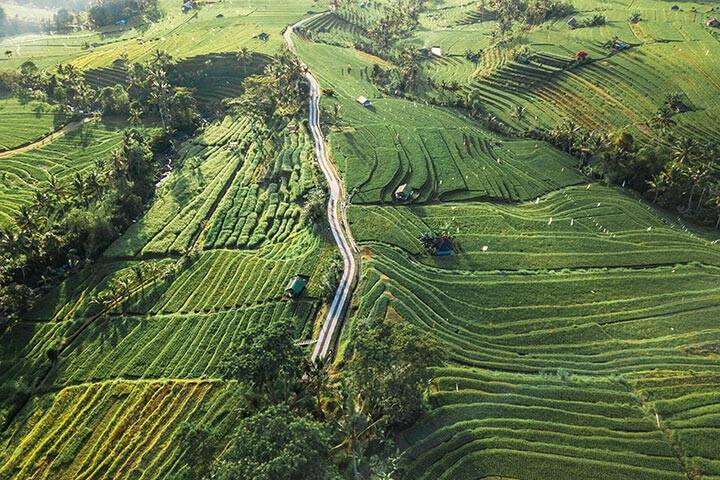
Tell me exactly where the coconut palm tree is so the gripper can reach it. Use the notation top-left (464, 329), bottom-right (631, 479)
top-left (646, 172), bottom-right (667, 204)
top-left (236, 47), bottom-right (252, 75)
top-left (671, 137), bottom-right (698, 165)
top-left (706, 183), bottom-right (720, 229)
top-left (511, 104), bottom-right (526, 122)
top-left (651, 105), bottom-right (676, 131)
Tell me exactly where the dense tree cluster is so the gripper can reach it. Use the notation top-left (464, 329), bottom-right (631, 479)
top-left (231, 50), bottom-right (308, 122)
top-left (540, 123), bottom-right (720, 228)
top-left (88, 0), bottom-right (160, 28)
top-left (366, 0), bottom-right (424, 50)
top-left (209, 405), bottom-right (341, 480)
top-left (369, 48), bottom-right (422, 95)
top-left (208, 307), bottom-right (445, 479)
top-left (491, 0), bottom-right (574, 34)
top-left (0, 129), bottom-right (168, 319)
top-left (11, 52), bottom-right (200, 132)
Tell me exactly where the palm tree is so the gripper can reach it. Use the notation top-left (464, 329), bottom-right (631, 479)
top-left (671, 137), bottom-right (697, 165)
top-left (651, 105), bottom-right (676, 131)
top-left (706, 183), bottom-right (720, 229)
top-left (132, 264), bottom-right (145, 298)
top-left (511, 104), bottom-right (526, 122)
top-left (418, 232), bottom-right (437, 254)
top-left (236, 47), bottom-right (252, 75)
top-left (45, 174), bottom-right (66, 203)
top-left (646, 172), bottom-right (666, 204)
top-left (330, 385), bottom-right (379, 479)
top-left (71, 173), bottom-right (87, 207)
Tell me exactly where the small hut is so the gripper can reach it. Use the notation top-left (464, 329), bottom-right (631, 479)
top-left (285, 276), bottom-right (307, 298)
top-left (567, 17), bottom-right (578, 29)
top-left (707, 17), bottom-right (720, 28)
top-left (670, 5), bottom-right (680, 11)
top-left (435, 237), bottom-right (454, 257)
top-left (256, 32), bottom-right (270, 41)
top-left (356, 96), bottom-right (372, 107)
top-left (394, 183), bottom-right (413, 201)
top-left (576, 50), bottom-right (589, 61)
top-left (430, 46), bottom-right (443, 57)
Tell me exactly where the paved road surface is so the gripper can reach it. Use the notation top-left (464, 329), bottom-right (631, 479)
top-left (284, 16), bottom-right (360, 361)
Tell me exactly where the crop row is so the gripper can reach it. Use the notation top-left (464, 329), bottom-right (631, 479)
top-left (0, 379), bottom-right (243, 480)
top-left (0, 98), bottom-right (66, 152)
top-left (401, 368), bottom-right (686, 480)
top-left (45, 300), bottom-right (316, 386)
top-left (0, 120), bottom-right (128, 224)
top-left (349, 184), bottom-right (720, 270)
top-left (202, 128), bottom-right (315, 249)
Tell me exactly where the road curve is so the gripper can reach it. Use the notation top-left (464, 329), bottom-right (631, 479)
top-left (284, 16), bottom-right (360, 362)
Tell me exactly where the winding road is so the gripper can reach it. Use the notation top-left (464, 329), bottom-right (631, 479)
top-left (284, 16), bottom-right (360, 362)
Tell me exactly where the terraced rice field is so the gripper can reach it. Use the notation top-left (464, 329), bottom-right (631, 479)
top-left (0, 98), bottom-right (67, 153)
top-left (106, 115), bottom-right (316, 256)
top-left (402, 369), bottom-right (689, 480)
top-left (296, 39), bottom-right (584, 204)
top-left (0, 0), bottom-right (317, 71)
top-left (290, 4), bottom-right (720, 475)
top-left (0, 379), bottom-right (244, 480)
top-left (350, 185), bottom-right (720, 270)
top-left (348, 194), bottom-right (720, 478)
top-left (409, 0), bottom-right (720, 140)
top-left (0, 86), bottom-right (329, 478)
top-left (0, 120), bottom-right (129, 225)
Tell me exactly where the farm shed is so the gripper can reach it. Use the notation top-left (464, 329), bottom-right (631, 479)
top-left (357, 96), bottom-right (372, 107)
top-left (419, 47), bottom-right (430, 57)
top-left (671, 5), bottom-right (679, 10)
top-left (286, 123), bottom-right (299, 133)
top-left (707, 17), bottom-right (720, 28)
top-left (436, 238), bottom-right (454, 257)
top-left (395, 183), bottom-right (413, 201)
top-left (567, 17), bottom-right (578, 29)
top-left (430, 46), bottom-right (443, 57)
top-left (181, 1), bottom-right (193, 12)
top-left (285, 276), bottom-right (307, 298)
top-left (256, 32), bottom-right (270, 41)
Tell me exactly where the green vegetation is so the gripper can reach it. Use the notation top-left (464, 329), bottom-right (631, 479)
top-left (293, 1), bottom-right (720, 479)
top-left (0, 97), bottom-right (67, 152)
top-left (2, 0), bottom-right (720, 478)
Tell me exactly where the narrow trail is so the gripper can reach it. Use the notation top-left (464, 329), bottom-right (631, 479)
top-left (0, 117), bottom-right (92, 158)
top-left (284, 15), bottom-right (360, 361)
